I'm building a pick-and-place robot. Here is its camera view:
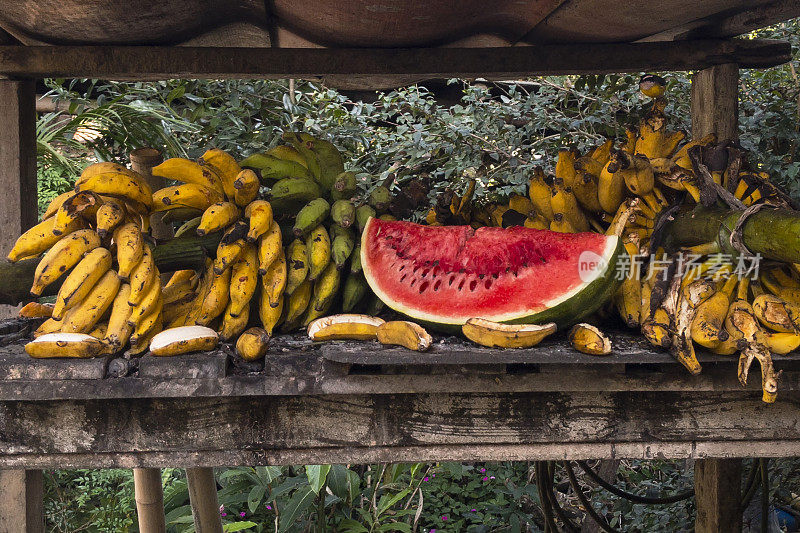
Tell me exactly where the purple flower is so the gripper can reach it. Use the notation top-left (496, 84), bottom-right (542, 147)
top-left (480, 468), bottom-right (486, 473)
top-left (471, 509), bottom-right (476, 512)
top-left (490, 476), bottom-right (495, 480)
top-left (442, 516), bottom-right (448, 521)
top-left (221, 512), bottom-right (227, 517)
top-left (424, 476), bottom-right (429, 482)
top-left (431, 530), bottom-right (436, 533)
top-left (266, 505), bottom-right (273, 510)
top-left (432, 474), bottom-right (436, 477)
top-left (482, 477), bottom-right (488, 481)
top-left (239, 512), bottom-right (246, 517)
top-left (219, 505), bottom-right (225, 513)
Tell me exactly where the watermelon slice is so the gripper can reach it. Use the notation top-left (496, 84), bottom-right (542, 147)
top-left (361, 219), bottom-right (622, 328)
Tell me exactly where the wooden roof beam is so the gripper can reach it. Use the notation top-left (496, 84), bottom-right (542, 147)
top-left (0, 39), bottom-right (790, 83)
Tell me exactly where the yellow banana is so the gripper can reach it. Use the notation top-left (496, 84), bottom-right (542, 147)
top-left (199, 148), bottom-right (241, 200)
top-left (196, 268), bottom-right (232, 326)
top-left (7, 216), bottom-right (85, 263)
top-left (245, 200), bottom-right (273, 243)
top-left (149, 326), bottom-right (219, 357)
top-left (551, 178), bottom-right (589, 232)
top-left (42, 191), bottom-right (76, 220)
top-left (128, 246), bottom-right (157, 306)
top-left (31, 229), bottom-right (101, 296)
top-left (219, 300), bottom-right (250, 341)
top-left (527, 168), bottom-right (554, 222)
top-left (18, 302), bottom-right (54, 319)
top-left (152, 183), bottom-right (224, 212)
top-left (554, 148), bottom-right (578, 188)
top-left (95, 198), bottom-right (127, 238)
top-left (285, 238), bottom-right (309, 295)
top-left (378, 320), bottom-right (433, 351)
top-left (259, 284), bottom-right (283, 336)
top-left (764, 332), bottom-right (800, 355)
top-left (60, 270), bottom-right (120, 334)
top-left (307, 314), bottom-right (385, 341)
top-left (197, 202), bottom-right (239, 236)
top-left (690, 275), bottom-right (737, 349)
top-left (310, 261), bottom-right (340, 313)
top-left (590, 139), bottom-right (614, 167)
top-left (233, 169), bottom-right (260, 207)
top-left (283, 278), bottom-right (312, 328)
top-left (214, 222), bottom-right (249, 274)
top-left (235, 327), bottom-right (270, 361)
top-left (103, 283), bottom-right (133, 352)
top-left (113, 222), bottom-right (144, 281)
top-left (52, 247), bottom-right (113, 320)
top-left (641, 307), bottom-right (672, 348)
top-left (571, 172), bottom-right (603, 213)
top-left (75, 170), bottom-right (153, 209)
top-left (52, 191), bottom-right (102, 236)
top-left (151, 157), bottom-right (224, 193)
top-left (26, 333), bottom-right (106, 359)
top-left (568, 323), bottom-right (612, 355)
top-left (549, 213), bottom-right (576, 233)
top-left (262, 247), bottom-right (287, 308)
top-left (752, 294), bottom-right (798, 333)
top-left (461, 318), bottom-right (554, 349)
top-left (257, 220), bottom-right (283, 275)
top-left (597, 159), bottom-right (626, 214)
top-left (130, 303), bottom-right (163, 346)
top-left (524, 214), bottom-right (549, 230)
top-left (127, 274), bottom-right (162, 328)
top-left (228, 243), bottom-right (258, 317)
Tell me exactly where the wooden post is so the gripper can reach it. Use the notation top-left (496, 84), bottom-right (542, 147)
top-left (0, 470), bottom-right (44, 533)
top-left (186, 468), bottom-right (223, 533)
top-left (133, 468), bottom-right (166, 533)
top-left (691, 61), bottom-right (742, 533)
top-left (691, 63), bottom-right (739, 141)
top-left (129, 147), bottom-right (171, 241)
top-left (0, 79), bottom-right (37, 318)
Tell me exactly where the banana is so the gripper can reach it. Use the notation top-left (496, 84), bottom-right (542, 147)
top-left (81, 161), bottom-right (143, 181)
top-left (60, 270), bottom-right (120, 334)
top-left (282, 132), bottom-right (323, 184)
top-left (507, 194), bottom-right (534, 217)
top-left (598, 160), bottom-right (627, 215)
top-left (103, 283), bottom-right (133, 351)
top-left (75, 170), bottom-right (153, 209)
top-left (572, 172), bottom-right (603, 213)
top-left (152, 183), bottom-right (224, 212)
top-left (331, 171), bottom-right (357, 201)
top-left (283, 278), bottom-right (312, 330)
top-left (161, 207), bottom-right (204, 223)
top-left (527, 168), bottom-right (554, 222)
top-left (128, 246), bottom-right (157, 306)
top-left (310, 261), bottom-right (341, 314)
top-left (18, 302), bottom-right (54, 319)
top-left (235, 327), bottom-right (270, 361)
top-left (33, 318), bottom-right (63, 338)
top-left (462, 318), bottom-right (556, 349)
top-left (573, 155), bottom-right (604, 180)
top-left (126, 323), bottom-right (160, 356)
top-left (524, 215), bottom-right (549, 230)
top-left (269, 177), bottom-right (322, 206)
top-left (228, 243), bottom-right (258, 317)
top-left (308, 314), bottom-right (385, 341)
top-left (285, 239), bottom-right (309, 295)
top-left (671, 133), bottom-right (716, 170)
top-left (196, 268), bottom-right (232, 326)
top-left (128, 274), bottom-right (162, 328)
top-left (95, 198), bottom-right (127, 238)
top-left (614, 235), bottom-right (642, 327)
top-left (641, 307), bottom-right (672, 348)
top-left (555, 148), bottom-right (578, 188)
top-left (52, 191), bottom-right (102, 236)
top-left (294, 198), bottom-right (331, 237)
top-left (219, 300), bottom-right (250, 341)
top-left (42, 191), bottom-right (76, 220)
top-left (214, 221), bottom-right (249, 274)
top-left (31, 229), bottom-right (101, 296)
top-left (331, 224), bottom-right (355, 270)
top-left (302, 134), bottom-right (344, 191)
top-left (197, 202), bottom-right (239, 236)
top-left (259, 283), bottom-right (283, 336)
top-left (7, 215), bottom-right (85, 263)
top-left (165, 269), bottom-right (197, 289)
top-left (262, 247), bottom-right (287, 308)
top-left (342, 273), bottom-right (369, 312)
top-left (356, 205), bottom-right (377, 233)
top-left (52, 247), bottom-right (113, 320)
top-left (549, 213), bottom-right (576, 233)
top-left (377, 320), bottom-right (433, 351)
top-left (257, 220), bottom-right (283, 275)
top-left (240, 153), bottom-right (311, 181)
top-left (350, 244), bottom-right (362, 274)
top-left (245, 200), bottom-right (273, 243)
top-left (26, 333), bottom-right (106, 359)
top-left (331, 199), bottom-right (356, 228)
top-left (266, 145), bottom-right (308, 168)
top-left (690, 275), bottom-right (737, 349)
top-left (752, 294), bottom-right (798, 333)
top-left (764, 332), bottom-right (800, 355)
top-left (233, 169), bottom-right (260, 207)
top-left (568, 323), bottom-right (612, 355)
top-left (113, 222), bottom-right (144, 281)
top-left (152, 157), bottom-right (224, 193)
top-left (551, 178), bottom-right (589, 232)
top-left (590, 139), bottom-right (614, 167)
top-left (199, 148), bottom-right (241, 200)
top-left (88, 323), bottom-right (108, 340)
top-left (149, 326), bottom-right (219, 357)
top-left (369, 186), bottom-right (392, 213)
top-left (162, 294), bottom-right (195, 324)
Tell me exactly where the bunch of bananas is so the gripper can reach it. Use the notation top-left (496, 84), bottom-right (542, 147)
top-left (9, 162), bottom-right (161, 356)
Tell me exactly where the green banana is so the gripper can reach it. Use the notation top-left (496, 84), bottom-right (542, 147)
top-left (270, 177), bottom-right (322, 204)
top-left (175, 216), bottom-right (202, 238)
top-left (282, 132), bottom-right (323, 186)
top-left (369, 186), bottom-right (392, 212)
top-left (365, 293), bottom-right (385, 316)
top-left (342, 273), bottom-right (369, 312)
top-left (331, 171), bottom-right (357, 201)
top-left (301, 133), bottom-right (344, 191)
top-left (293, 198), bottom-right (330, 237)
top-left (331, 199), bottom-right (356, 228)
top-left (350, 244), bottom-right (362, 274)
top-left (331, 224), bottom-right (355, 270)
top-left (356, 205), bottom-right (377, 233)
top-left (240, 153), bottom-right (311, 180)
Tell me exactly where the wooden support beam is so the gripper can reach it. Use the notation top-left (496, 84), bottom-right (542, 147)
top-left (694, 459), bottom-right (743, 532)
top-left (186, 468), bottom-right (223, 533)
top-left (133, 468), bottom-right (166, 533)
top-left (691, 60), bottom-right (742, 533)
top-left (129, 148), bottom-right (171, 242)
top-left (0, 470), bottom-right (43, 533)
top-left (691, 63), bottom-right (740, 142)
top-left (0, 39), bottom-right (790, 84)
top-left (0, 79), bottom-right (36, 318)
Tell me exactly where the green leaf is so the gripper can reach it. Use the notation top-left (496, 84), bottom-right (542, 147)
top-left (223, 522), bottom-right (258, 532)
top-left (278, 486), bottom-right (316, 533)
top-left (377, 524), bottom-right (411, 533)
top-left (337, 518), bottom-right (370, 533)
top-left (376, 488), bottom-right (411, 516)
top-left (326, 464), bottom-right (350, 500)
top-left (247, 485), bottom-right (266, 514)
top-left (305, 464), bottom-right (331, 494)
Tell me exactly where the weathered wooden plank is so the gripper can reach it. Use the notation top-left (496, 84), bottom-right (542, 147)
top-left (0, 79), bottom-right (36, 319)
top-left (691, 64), bottom-right (740, 141)
top-left (0, 392), bottom-right (797, 468)
top-left (0, 40), bottom-right (790, 83)
top-left (0, 469), bottom-right (43, 533)
top-left (138, 351), bottom-right (228, 380)
top-left (695, 458), bottom-right (743, 533)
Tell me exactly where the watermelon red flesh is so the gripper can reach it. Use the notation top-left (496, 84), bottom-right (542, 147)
top-left (361, 219), bottom-right (620, 327)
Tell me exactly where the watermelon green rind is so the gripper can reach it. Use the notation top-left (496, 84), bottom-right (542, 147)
top-left (361, 218), bottom-right (623, 330)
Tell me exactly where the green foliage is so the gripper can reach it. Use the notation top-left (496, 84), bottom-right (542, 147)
top-left (44, 469), bottom-right (136, 532)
